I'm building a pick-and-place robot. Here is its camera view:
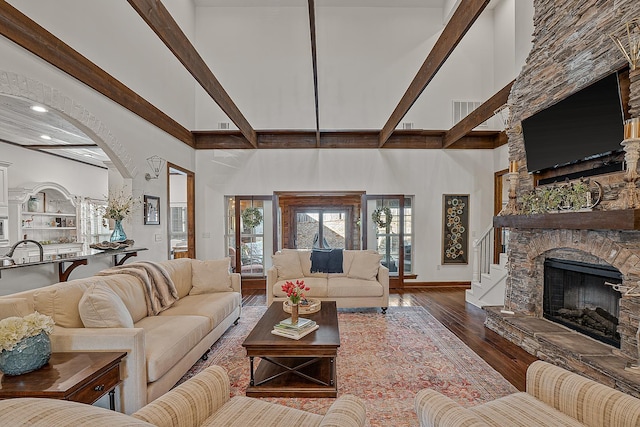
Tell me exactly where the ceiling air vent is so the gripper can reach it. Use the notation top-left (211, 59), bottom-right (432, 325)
top-left (218, 122), bottom-right (230, 130)
top-left (402, 122), bottom-right (414, 130)
top-left (452, 101), bottom-right (487, 127)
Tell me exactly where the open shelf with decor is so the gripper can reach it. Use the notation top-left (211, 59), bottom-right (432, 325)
top-left (8, 182), bottom-right (82, 262)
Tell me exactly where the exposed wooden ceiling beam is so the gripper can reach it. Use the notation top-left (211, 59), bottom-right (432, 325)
top-left (378, 0), bottom-right (491, 147)
top-left (307, 0), bottom-right (321, 147)
top-left (442, 79), bottom-right (514, 148)
top-left (193, 129), bottom-right (502, 150)
top-left (128, 0), bottom-right (258, 148)
top-left (0, 2), bottom-right (194, 147)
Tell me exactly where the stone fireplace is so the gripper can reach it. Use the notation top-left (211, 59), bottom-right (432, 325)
top-left (484, 0), bottom-right (640, 397)
top-left (486, 225), bottom-right (640, 396)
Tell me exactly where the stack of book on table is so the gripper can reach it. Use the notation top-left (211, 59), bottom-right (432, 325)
top-left (271, 317), bottom-right (319, 340)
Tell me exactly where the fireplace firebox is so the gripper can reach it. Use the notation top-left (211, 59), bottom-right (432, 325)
top-left (543, 258), bottom-right (622, 347)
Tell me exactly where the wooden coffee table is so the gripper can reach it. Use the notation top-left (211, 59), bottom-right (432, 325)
top-left (242, 300), bottom-right (340, 397)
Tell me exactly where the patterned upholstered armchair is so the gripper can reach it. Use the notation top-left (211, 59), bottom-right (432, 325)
top-left (415, 360), bottom-right (640, 427)
top-left (0, 365), bottom-right (367, 427)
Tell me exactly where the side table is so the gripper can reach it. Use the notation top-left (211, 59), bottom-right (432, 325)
top-left (0, 351), bottom-right (126, 411)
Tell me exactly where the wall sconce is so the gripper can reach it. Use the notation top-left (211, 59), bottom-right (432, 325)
top-left (610, 18), bottom-right (640, 70)
top-left (494, 103), bottom-right (522, 134)
top-left (494, 104), bottom-right (510, 131)
top-left (145, 155), bottom-right (166, 181)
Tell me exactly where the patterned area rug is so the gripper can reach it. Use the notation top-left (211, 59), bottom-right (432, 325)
top-left (178, 306), bottom-right (517, 426)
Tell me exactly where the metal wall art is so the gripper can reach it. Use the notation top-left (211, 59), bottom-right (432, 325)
top-left (442, 194), bottom-right (469, 265)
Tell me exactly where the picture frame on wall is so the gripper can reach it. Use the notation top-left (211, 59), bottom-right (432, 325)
top-left (442, 194), bottom-right (469, 265)
top-left (144, 195), bottom-right (160, 225)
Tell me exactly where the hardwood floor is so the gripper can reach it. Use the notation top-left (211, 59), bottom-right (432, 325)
top-left (242, 287), bottom-right (538, 391)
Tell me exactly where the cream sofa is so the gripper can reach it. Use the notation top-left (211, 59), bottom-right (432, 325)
top-left (0, 258), bottom-right (242, 415)
top-left (415, 360), bottom-right (640, 427)
top-left (267, 249), bottom-right (389, 312)
top-left (0, 365), bottom-right (367, 427)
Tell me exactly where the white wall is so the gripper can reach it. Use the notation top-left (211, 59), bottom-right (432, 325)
top-left (195, 6), bottom-right (316, 130)
top-left (195, 148), bottom-right (497, 283)
top-left (515, 0), bottom-right (535, 71)
top-left (6, 0), bottom-right (197, 129)
top-left (316, 6), bottom-right (444, 129)
top-left (493, 0), bottom-right (516, 89)
top-left (194, 5), bottom-right (498, 131)
top-left (169, 173), bottom-right (188, 205)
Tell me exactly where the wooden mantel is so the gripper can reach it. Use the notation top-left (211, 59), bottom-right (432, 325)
top-left (493, 209), bottom-right (640, 230)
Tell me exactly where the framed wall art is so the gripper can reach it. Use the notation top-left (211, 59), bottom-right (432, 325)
top-left (442, 194), bottom-right (469, 265)
top-left (144, 195), bottom-right (160, 225)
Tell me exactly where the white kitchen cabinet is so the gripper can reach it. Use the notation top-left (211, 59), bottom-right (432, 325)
top-left (8, 182), bottom-right (82, 255)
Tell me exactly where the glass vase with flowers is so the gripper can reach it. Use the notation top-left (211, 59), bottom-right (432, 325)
top-left (281, 280), bottom-right (310, 324)
top-left (102, 186), bottom-right (139, 242)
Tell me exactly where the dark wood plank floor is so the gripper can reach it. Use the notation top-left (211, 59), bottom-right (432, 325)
top-left (242, 287), bottom-right (538, 391)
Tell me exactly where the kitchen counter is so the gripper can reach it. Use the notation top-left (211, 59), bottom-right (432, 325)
top-left (0, 246), bottom-right (148, 281)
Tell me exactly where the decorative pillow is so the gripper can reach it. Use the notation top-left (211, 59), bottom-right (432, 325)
top-left (348, 252), bottom-right (383, 281)
top-left (190, 258), bottom-right (233, 295)
top-left (78, 284), bottom-right (134, 328)
top-left (311, 249), bottom-right (331, 273)
top-left (0, 298), bottom-right (33, 320)
top-left (272, 251), bottom-right (304, 280)
top-left (327, 249), bottom-right (343, 273)
top-left (311, 249), bottom-right (343, 273)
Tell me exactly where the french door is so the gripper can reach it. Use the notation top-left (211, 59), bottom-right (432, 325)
top-left (226, 196), bottom-right (273, 277)
top-left (363, 195), bottom-right (413, 286)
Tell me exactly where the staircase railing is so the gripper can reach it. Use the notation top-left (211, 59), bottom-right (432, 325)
top-left (472, 225), bottom-right (494, 283)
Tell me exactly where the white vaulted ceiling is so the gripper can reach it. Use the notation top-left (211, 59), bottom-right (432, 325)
top-left (0, 0), bottom-right (522, 165)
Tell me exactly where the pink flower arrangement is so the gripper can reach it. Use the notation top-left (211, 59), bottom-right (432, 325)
top-left (281, 280), bottom-right (310, 305)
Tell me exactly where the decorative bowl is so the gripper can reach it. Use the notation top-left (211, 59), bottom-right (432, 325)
top-left (283, 298), bottom-right (321, 314)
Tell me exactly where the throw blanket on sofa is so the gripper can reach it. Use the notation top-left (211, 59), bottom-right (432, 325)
top-left (97, 261), bottom-right (179, 315)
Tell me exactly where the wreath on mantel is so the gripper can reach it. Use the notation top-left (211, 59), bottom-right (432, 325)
top-left (372, 207), bottom-right (393, 229)
top-left (241, 207), bottom-right (263, 229)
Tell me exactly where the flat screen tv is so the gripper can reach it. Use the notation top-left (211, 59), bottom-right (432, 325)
top-left (522, 73), bottom-right (624, 174)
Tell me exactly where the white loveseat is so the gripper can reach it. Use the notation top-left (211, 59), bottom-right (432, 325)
top-left (267, 249), bottom-right (389, 312)
top-left (0, 258), bottom-right (242, 415)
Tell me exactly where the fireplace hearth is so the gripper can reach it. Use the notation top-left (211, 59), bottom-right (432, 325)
top-left (543, 258), bottom-right (622, 347)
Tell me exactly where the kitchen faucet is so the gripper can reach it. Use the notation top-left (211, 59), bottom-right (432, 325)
top-left (4, 239), bottom-right (44, 262)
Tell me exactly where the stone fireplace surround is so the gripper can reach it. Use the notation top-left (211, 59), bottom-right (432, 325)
top-left (485, 227), bottom-right (640, 397)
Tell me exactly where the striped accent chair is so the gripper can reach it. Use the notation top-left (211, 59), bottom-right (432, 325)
top-left (415, 360), bottom-right (640, 427)
top-left (0, 365), bottom-right (367, 427)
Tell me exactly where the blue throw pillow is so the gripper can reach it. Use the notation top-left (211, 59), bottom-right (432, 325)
top-left (327, 249), bottom-right (343, 273)
top-left (311, 248), bottom-right (343, 273)
top-left (311, 249), bottom-right (330, 273)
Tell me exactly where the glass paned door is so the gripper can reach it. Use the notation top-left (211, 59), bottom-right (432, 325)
top-left (365, 195), bottom-right (414, 280)
top-left (225, 196), bottom-right (272, 277)
top-left (294, 209), bottom-right (348, 249)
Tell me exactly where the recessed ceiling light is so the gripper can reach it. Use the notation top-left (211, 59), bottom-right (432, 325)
top-left (40, 135), bottom-right (52, 140)
top-left (30, 105), bottom-right (48, 113)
